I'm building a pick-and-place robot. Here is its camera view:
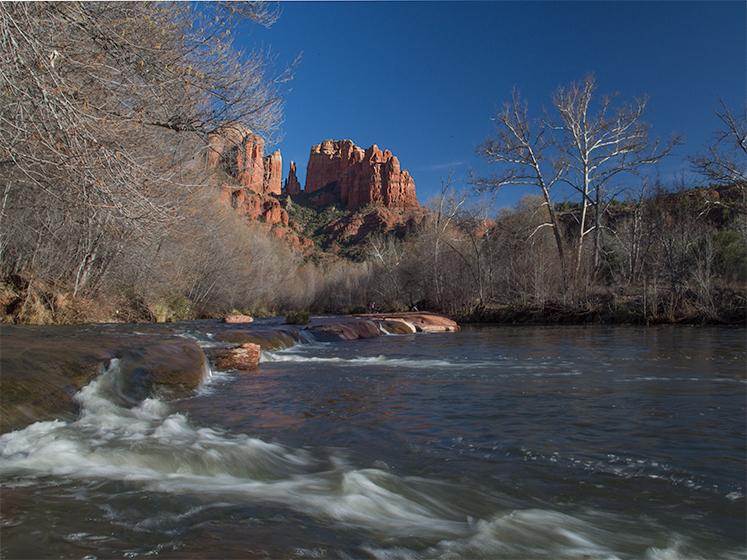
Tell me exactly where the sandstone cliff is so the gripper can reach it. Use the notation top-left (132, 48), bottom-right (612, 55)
top-left (207, 126), bottom-right (282, 196)
top-left (207, 133), bottom-right (427, 260)
top-left (304, 139), bottom-right (419, 211)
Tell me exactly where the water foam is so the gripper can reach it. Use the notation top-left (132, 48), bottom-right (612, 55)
top-left (3, 358), bottom-right (738, 559)
top-left (262, 351), bottom-right (456, 370)
top-left (0, 360), bottom-right (477, 538)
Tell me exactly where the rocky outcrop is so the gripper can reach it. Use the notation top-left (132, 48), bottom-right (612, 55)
top-left (303, 312), bottom-right (459, 341)
top-left (317, 205), bottom-right (429, 245)
top-left (220, 187), bottom-right (289, 226)
top-left (0, 335), bottom-right (208, 433)
top-left (264, 149), bottom-right (282, 195)
top-left (305, 139), bottom-right (419, 211)
top-left (207, 126), bottom-right (282, 196)
top-left (223, 315), bottom-right (254, 324)
top-left (210, 343), bottom-right (261, 371)
top-left (372, 312), bottom-right (460, 332)
top-left (304, 319), bottom-right (381, 340)
top-left (306, 139), bottom-right (363, 195)
top-left (284, 161), bottom-right (302, 195)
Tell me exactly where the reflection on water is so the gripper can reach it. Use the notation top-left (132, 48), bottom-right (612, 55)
top-left (1, 323), bottom-right (745, 559)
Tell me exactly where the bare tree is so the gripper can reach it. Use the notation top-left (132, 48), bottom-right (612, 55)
top-left (0, 2), bottom-right (293, 299)
top-left (473, 88), bottom-right (567, 276)
top-left (689, 98), bottom-right (747, 187)
top-left (424, 167), bottom-right (469, 307)
top-left (551, 73), bottom-right (681, 274)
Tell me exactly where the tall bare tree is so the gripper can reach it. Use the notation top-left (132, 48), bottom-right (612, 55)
top-left (551, 73), bottom-right (681, 273)
top-left (475, 75), bottom-right (681, 287)
top-left (473, 88), bottom-right (567, 276)
top-left (689, 98), bottom-right (747, 188)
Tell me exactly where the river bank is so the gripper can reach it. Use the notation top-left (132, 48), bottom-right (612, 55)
top-left (2, 276), bottom-right (744, 327)
top-left (460, 291), bottom-right (746, 326)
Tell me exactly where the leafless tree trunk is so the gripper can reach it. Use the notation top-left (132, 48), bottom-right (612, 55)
top-left (0, 1), bottom-right (292, 297)
top-left (551, 73), bottom-right (682, 275)
top-left (473, 87), bottom-right (567, 283)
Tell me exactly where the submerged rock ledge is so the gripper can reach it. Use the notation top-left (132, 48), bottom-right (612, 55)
top-left (0, 312), bottom-right (457, 433)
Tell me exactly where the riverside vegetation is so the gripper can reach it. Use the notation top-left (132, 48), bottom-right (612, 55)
top-left (1, 3), bottom-right (744, 326)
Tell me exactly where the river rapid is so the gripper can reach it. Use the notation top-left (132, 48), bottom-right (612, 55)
top-left (1, 320), bottom-right (745, 559)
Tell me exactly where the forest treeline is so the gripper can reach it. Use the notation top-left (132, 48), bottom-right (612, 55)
top-left (1, 2), bottom-right (744, 325)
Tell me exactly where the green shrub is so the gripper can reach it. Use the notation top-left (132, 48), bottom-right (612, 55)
top-left (152, 289), bottom-right (196, 322)
top-left (285, 310), bottom-right (311, 325)
top-left (714, 230), bottom-right (747, 282)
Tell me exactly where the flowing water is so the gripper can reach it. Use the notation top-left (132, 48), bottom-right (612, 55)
top-left (1, 320), bottom-right (745, 559)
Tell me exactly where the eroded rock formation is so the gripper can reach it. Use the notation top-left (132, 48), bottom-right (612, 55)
top-left (207, 126), bottom-right (282, 196)
top-left (284, 161), bottom-right (302, 195)
top-left (264, 149), bottom-right (282, 195)
top-left (305, 139), bottom-right (419, 211)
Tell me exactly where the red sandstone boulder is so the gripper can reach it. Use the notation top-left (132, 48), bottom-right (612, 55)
top-left (210, 343), bottom-right (261, 371)
top-left (263, 199), bottom-right (289, 226)
top-left (221, 188), bottom-right (289, 226)
top-left (305, 139), bottom-right (419, 211)
top-left (223, 315), bottom-right (254, 324)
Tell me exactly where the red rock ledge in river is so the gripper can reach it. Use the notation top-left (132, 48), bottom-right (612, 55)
top-left (371, 312), bottom-right (460, 333)
top-left (304, 312), bottom-right (459, 340)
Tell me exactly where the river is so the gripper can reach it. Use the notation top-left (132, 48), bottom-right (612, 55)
top-left (1, 320), bottom-right (745, 559)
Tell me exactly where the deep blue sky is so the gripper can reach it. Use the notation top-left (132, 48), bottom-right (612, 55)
top-left (239, 1), bottom-right (746, 212)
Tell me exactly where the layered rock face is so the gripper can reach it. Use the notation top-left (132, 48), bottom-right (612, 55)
top-left (207, 126), bottom-right (282, 196)
top-left (263, 149), bottom-right (282, 195)
top-left (305, 139), bottom-right (419, 211)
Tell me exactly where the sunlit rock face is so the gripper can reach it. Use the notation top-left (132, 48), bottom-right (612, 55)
top-left (305, 139), bottom-right (419, 211)
top-left (263, 149), bottom-right (283, 195)
top-left (208, 127), bottom-right (291, 228)
top-left (207, 126), bottom-right (282, 196)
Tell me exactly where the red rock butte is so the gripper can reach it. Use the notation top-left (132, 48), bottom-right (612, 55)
top-left (206, 126), bottom-right (282, 196)
top-left (304, 139), bottom-right (419, 211)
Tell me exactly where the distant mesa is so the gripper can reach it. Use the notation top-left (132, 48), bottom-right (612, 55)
top-left (302, 139), bottom-right (420, 211)
top-left (207, 130), bottom-right (420, 213)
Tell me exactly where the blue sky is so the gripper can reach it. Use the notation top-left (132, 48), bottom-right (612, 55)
top-left (239, 1), bottom-right (746, 212)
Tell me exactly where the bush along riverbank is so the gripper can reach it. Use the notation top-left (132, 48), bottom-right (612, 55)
top-left (1, 270), bottom-right (744, 327)
top-left (461, 291), bottom-right (746, 326)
